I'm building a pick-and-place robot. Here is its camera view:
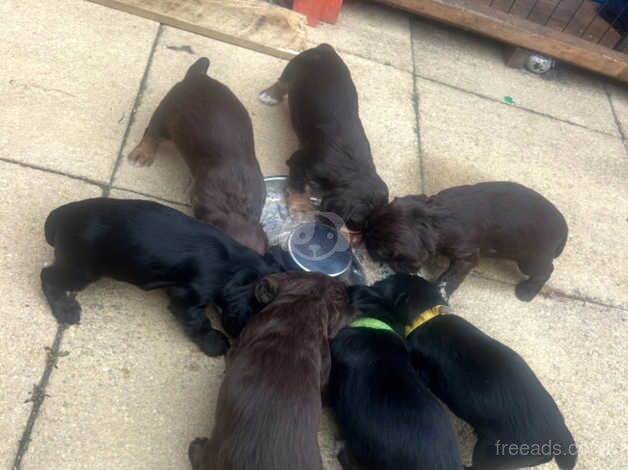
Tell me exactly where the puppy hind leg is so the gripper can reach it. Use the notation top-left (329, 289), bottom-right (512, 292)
top-left (127, 100), bottom-right (172, 167)
top-left (127, 135), bottom-right (160, 167)
top-left (40, 265), bottom-right (92, 324)
top-left (337, 445), bottom-right (359, 470)
top-left (468, 437), bottom-right (506, 470)
top-left (258, 79), bottom-right (288, 106)
top-left (470, 436), bottom-right (552, 470)
top-left (516, 257), bottom-right (554, 301)
top-left (188, 437), bottom-right (210, 470)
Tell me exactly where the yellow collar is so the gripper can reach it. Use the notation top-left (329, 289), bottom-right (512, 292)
top-left (405, 305), bottom-right (443, 336)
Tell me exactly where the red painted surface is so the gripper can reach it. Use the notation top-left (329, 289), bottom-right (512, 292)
top-left (293, 0), bottom-right (343, 26)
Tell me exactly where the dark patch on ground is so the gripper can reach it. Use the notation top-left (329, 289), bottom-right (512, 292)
top-left (166, 44), bottom-right (195, 54)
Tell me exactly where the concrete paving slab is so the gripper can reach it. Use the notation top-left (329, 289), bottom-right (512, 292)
top-left (343, 53), bottom-right (419, 197)
top-left (307, 0), bottom-right (412, 72)
top-left (0, 162), bottom-right (101, 469)
top-left (417, 78), bottom-right (628, 308)
top-left (21, 280), bottom-right (224, 470)
top-left (114, 26), bottom-right (420, 201)
top-left (448, 275), bottom-right (627, 469)
top-left (0, 0), bottom-right (158, 182)
top-left (411, 18), bottom-right (619, 136)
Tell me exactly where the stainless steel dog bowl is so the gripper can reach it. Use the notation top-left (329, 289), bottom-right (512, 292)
top-left (262, 176), bottom-right (392, 284)
top-left (285, 222), bottom-right (353, 277)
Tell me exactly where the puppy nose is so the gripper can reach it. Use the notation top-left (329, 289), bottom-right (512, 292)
top-left (309, 244), bottom-right (321, 255)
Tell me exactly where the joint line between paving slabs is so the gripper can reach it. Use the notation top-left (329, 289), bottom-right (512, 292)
top-left (413, 71), bottom-right (621, 140)
top-left (604, 84), bottom-right (626, 142)
top-left (409, 22), bottom-right (425, 194)
top-left (12, 324), bottom-right (67, 470)
top-left (105, 24), bottom-right (164, 196)
top-left (0, 157), bottom-right (107, 190)
top-left (110, 185), bottom-right (192, 208)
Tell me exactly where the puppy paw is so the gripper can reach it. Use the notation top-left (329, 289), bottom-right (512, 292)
top-left (188, 437), bottom-right (209, 469)
top-left (287, 189), bottom-right (311, 216)
top-left (437, 282), bottom-right (450, 303)
top-left (51, 295), bottom-right (81, 325)
top-left (127, 140), bottom-right (156, 167)
top-left (515, 281), bottom-right (541, 302)
top-left (198, 329), bottom-right (230, 357)
top-left (258, 89), bottom-right (280, 106)
top-left (339, 225), bottom-right (362, 247)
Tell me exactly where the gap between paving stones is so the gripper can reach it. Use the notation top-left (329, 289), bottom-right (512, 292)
top-left (409, 23), bottom-right (425, 194)
top-left (10, 23), bottom-right (164, 470)
top-left (105, 25), bottom-right (164, 196)
top-left (605, 85), bottom-right (627, 142)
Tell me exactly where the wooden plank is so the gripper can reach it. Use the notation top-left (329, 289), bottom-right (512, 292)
top-left (474, 0), bottom-right (621, 49)
top-left (89, 0), bottom-right (306, 59)
top-left (375, 0), bottom-right (628, 81)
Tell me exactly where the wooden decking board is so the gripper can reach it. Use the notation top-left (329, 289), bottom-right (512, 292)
top-left (89, 0), bottom-right (307, 59)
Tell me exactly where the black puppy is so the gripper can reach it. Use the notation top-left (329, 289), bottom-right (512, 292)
top-left (259, 43), bottom-right (389, 239)
top-left (327, 287), bottom-right (463, 469)
top-left (41, 198), bottom-right (280, 356)
top-left (354, 274), bottom-right (577, 470)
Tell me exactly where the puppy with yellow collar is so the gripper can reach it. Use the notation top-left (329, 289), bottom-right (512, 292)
top-left (364, 274), bottom-right (577, 470)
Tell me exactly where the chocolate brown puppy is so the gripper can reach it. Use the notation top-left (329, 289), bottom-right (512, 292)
top-left (362, 182), bottom-right (568, 301)
top-left (259, 44), bottom-right (388, 239)
top-left (188, 272), bottom-right (355, 470)
top-left (128, 57), bottom-right (268, 254)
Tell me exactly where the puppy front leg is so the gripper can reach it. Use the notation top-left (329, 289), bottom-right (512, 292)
top-left (339, 226), bottom-right (362, 247)
top-left (287, 150), bottom-right (312, 216)
top-left (436, 253), bottom-right (478, 300)
top-left (168, 286), bottom-right (229, 356)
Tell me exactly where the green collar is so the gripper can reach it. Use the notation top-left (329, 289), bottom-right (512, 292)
top-left (350, 317), bottom-right (397, 335)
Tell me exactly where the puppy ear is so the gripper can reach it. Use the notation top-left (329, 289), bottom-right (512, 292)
top-left (255, 276), bottom-right (279, 305)
top-left (393, 291), bottom-right (409, 310)
top-left (416, 221), bottom-right (438, 259)
top-left (327, 284), bottom-right (355, 339)
top-left (216, 268), bottom-right (261, 337)
top-left (347, 285), bottom-right (380, 311)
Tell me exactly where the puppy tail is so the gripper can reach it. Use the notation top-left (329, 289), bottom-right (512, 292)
top-left (185, 57), bottom-right (210, 79)
top-left (554, 428), bottom-right (577, 469)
